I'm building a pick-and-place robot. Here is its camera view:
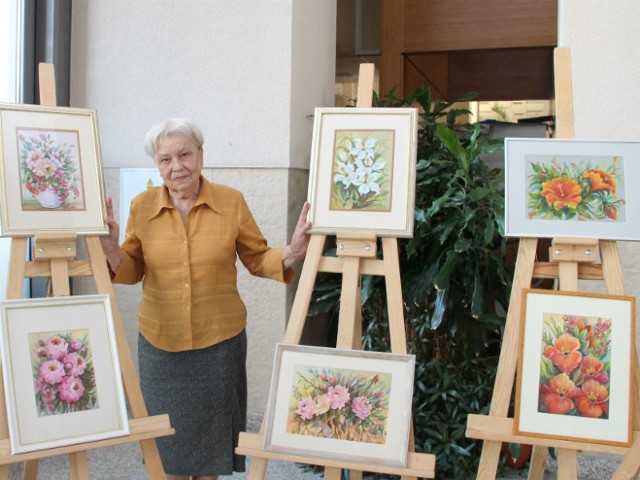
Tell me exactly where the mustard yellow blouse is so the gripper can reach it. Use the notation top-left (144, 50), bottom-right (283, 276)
top-left (112, 178), bottom-right (294, 352)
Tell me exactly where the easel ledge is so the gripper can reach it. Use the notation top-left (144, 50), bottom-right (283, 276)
top-left (0, 415), bottom-right (173, 465)
top-left (236, 432), bottom-right (436, 478)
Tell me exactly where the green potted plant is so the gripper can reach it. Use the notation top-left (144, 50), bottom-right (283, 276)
top-left (309, 83), bottom-right (514, 479)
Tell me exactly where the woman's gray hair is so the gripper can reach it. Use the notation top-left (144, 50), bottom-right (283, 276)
top-left (144, 118), bottom-right (205, 158)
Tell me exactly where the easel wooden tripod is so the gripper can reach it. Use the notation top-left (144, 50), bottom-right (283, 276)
top-left (465, 48), bottom-right (640, 480)
top-left (236, 64), bottom-right (436, 480)
top-left (0, 63), bottom-right (174, 480)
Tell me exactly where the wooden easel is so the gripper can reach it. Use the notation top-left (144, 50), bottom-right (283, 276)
top-left (465, 48), bottom-right (640, 480)
top-left (0, 63), bottom-right (174, 480)
top-left (236, 64), bottom-right (436, 480)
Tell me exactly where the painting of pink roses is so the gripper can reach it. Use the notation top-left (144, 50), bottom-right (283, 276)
top-left (264, 344), bottom-right (415, 468)
top-left (287, 365), bottom-right (391, 443)
top-left (515, 289), bottom-right (635, 446)
top-left (30, 329), bottom-right (98, 416)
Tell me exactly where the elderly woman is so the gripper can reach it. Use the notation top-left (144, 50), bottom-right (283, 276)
top-left (100, 118), bottom-right (311, 480)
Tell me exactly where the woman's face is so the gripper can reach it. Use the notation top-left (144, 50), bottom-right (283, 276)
top-left (155, 133), bottom-right (203, 199)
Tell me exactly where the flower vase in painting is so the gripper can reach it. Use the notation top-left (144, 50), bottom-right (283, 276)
top-left (526, 155), bottom-right (625, 222)
top-left (539, 313), bottom-right (612, 419)
top-left (18, 129), bottom-right (85, 210)
top-left (288, 366), bottom-right (391, 443)
top-left (31, 330), bottom-right (98, 416)
top-left (331, 130), bottom-right (394, 212)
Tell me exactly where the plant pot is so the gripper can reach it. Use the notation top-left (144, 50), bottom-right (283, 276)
top-left (500, 442), bottom-right (532, 469)
top-left (37, 186), bottom-right (62, 208)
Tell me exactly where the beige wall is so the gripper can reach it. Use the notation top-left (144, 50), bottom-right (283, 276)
top-left (559, 1), bottom-right (640, 346)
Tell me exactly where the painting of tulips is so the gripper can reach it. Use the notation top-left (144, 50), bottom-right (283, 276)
top-left (264, 344), bottom-right (415, 467)
top-left (505, 138), bottom-right (640, 240)
top-left (307, 107), bottom-right (418, 238)
top-left (0, 295), bottom-right (129, 453)
top-left (515, 289), bottom-right (635, 446)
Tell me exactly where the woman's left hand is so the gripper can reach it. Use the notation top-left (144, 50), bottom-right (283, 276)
top-left (282, 201), bottom-right (312, 270)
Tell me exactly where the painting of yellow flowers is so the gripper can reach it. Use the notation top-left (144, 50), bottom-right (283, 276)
top-left (515, 289), bottom-right (635, 446)
top-left (307, 107), bottom-right (418, 238)
top-left (264, 344), bottom-right (415, 467)
top-left (505, 138), bottom-right (640, 240)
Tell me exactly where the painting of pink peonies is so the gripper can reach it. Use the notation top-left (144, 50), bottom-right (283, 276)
top-left (30, 329), bottom-right (98, 417)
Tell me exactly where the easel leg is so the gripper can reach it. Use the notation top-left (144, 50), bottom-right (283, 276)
top-left (556, 449), bottom-right (578, 479)
top-left (527, 446), bottom-right (548, 480)
top-left (69, 452), bottom-right (89, 480)
top-left (21, 461), bottom-right (38, 480)
top-left (325, 467), bottom-right (342, 480)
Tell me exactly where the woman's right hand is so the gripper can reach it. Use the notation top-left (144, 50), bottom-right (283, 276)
top-left (100, 197), bottom-right (123, 272)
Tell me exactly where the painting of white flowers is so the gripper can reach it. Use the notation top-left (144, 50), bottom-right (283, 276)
top-left (0, 103), bottom-right (108, 236)
top-left (264, 344), bottom-right (415, 468)
top-left (307, 108), bottom-right (418, 237)
top-left (0, 294), bottom-right (129, 454)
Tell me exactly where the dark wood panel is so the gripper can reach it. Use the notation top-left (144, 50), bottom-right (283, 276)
top-left (404, 47), bottom-right (554, 101)
top-left (403, 0), bottom-right (557, 53)
top-left (379, 0), bottom-right (405, 95)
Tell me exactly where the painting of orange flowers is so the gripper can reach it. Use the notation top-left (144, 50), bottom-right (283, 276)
top-left (505, 138), bottom-right (640, 240)
top-left (527, 155), bottom-right (625, 221)
top-left (515, 289), bottom-right (635, 446)
top-left (264, 344), bottom-right (415, 467)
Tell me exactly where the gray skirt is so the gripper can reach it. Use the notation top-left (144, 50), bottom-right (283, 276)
top-left (138, 330), bottom-right (247, 476)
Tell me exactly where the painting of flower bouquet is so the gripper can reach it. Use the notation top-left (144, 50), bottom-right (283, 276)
top-left (288, 366), bottom-right (391, 443)
top-left (0, 294), bottom-right (128, 453)
top-left (526, 155), bottom-right (624, 222)
top-left (307, 107), bottom-right (417, 238)
top-left (18, 129), bottom-right (85, 210)
top-left (0, 103), bottom-right (108, 236)
top-left (264, 344), bottom-right (415, 467)
top-left (331, 130), bottom-right (394, 212)
top-left (505, 138), bottom-right (640, 241)
top-left (31, 330), bottom-right (98, 416)
top-left (515, 289), bottom-right (635, 446)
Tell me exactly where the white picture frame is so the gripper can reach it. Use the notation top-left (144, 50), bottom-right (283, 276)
top-left (0, 294), bottom-right (129, 454)
top-left (307, 107), bottom-right (418, 238)
top-left (505, 138), bottom-right (640, 241)
top-left (264, 344), bottom-right (415, 468)
top-left (0, 103), bottom-right (108, 236)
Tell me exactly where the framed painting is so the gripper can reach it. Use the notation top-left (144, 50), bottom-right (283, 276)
top-left (514, 288), bottom-right (636, 446)
top-left (306, 107), bottom-right (418, 238)
top-left (505, 138), bottom-right (640, 241)
top-left (0, 294), bottom-right (129, 454)
top-left (263, 344), bottom-right (415, 468)
top-left (0, 103), bottom-right (108, 236)
top-left (119, 168), bottom-right (163, 243)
